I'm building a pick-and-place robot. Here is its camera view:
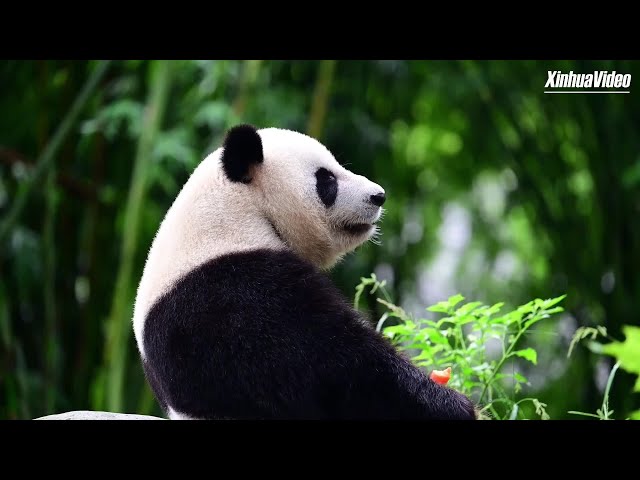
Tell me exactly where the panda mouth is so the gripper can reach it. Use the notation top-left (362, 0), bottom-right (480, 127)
top-left (342, 222), bottom-right (375, 235)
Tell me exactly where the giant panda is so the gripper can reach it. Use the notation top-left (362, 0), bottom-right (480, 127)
top-left (133, 124), bottom-right (477, 420)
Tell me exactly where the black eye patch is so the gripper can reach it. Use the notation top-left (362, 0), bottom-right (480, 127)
top-left (315, 168), bottom-right (338, 208)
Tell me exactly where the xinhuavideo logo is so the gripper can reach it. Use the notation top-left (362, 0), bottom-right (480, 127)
top-left (544, 70), bottom-right (631, 94)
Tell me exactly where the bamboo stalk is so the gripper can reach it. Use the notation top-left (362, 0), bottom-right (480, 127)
top-left (0, 60), bottom-right (111, 243)
top-left (307, 60), bottom-right (337, 139)
top-left (95, 60), bottom-right (172, 413)
top-left (43, 167), bottom-right (59, 414)
top-left (73, 133), bottom-right (105, 407)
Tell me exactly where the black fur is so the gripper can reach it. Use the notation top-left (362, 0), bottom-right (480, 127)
top-left (220, 124), bottom-right (263, 183)
top-left (142, 249), bottom-right (477, 420)
top-left (315, 168), bottom-right (338, 207)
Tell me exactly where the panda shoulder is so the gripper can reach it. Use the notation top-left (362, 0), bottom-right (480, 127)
top-left (153, 248), bottom-right (369, 327)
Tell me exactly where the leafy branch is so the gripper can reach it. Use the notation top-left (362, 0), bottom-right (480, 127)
top-left (354, 274), bottom-right (566, 420)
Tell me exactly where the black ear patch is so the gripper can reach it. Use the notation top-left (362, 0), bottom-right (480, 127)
top-left (220, 124), bottom-right (263, 183)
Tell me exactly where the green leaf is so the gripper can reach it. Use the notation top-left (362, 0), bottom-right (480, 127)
top-left (456, 301), bottom-right (483, 316)
top-left (427, 303), bottom-right (450, 314)
top-left (587, 340), bottom-right (604, 354)
top-left (568, 410), bottom-right (602, 419)
top-left (418, 319), bottom-right (439, 328)
top-left (541, 294), bottom-right (567, 309)
top-left (455, 315), bottom-right (478, 326)
top-left (490, 314), bottom-right (509, 325)
top-left (370, 279), bottom-right (386, 294)
top-left (382, 325), bottom-right (407, 336)
top-left (543, 306), bottom-right (564, 315)
top-left (412, 350), bottom-right (434, 361)
top-left (435, 317), bottom-right (455, 328)
top-left (485, 302), bottom-right (505, 316)
top-left (502, 311), bottom-right (523, 326)
top-left (378, 299), bottom-right (410, 320)
top-left (630, 410), bottom-right (640, 420)
top-left (416, 360), bottom-right (433, 368)
top-left (404, 342), bottom-right (433, 352)
top-left (601, 326), bottom-right (640, 379)
top-left (517, 301), bottom-right (535, 315)
top-left (512, 348), bottom-right (538, 365)
top-left (471, 362), bottom-right (492, 373)
top-left (462, 380), bottom-right (479, 393)
top-left (461, 366), bottom-right (475, 378)
top-left (513, 372), bottom-right (529, 384)
top-left (532, 399), bottom-right (550, 420)
top-left (425, 329), bottom-right (449, 345)
top-left (523, 316), bottom-right (545, 329)
top-left (568, 326), bottom-right (606, 358)
top-left (447, 294), bottom-right (465, 307)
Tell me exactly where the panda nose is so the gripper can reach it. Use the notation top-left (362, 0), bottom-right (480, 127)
top-left (370, 192), bottom-right (386, 207)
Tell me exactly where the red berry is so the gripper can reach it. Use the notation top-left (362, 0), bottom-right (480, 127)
top-left (430, 367), bottom-right (452, 385)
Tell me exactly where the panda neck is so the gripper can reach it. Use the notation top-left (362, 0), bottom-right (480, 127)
top-left (147, 182), bottom-right (285, 287)
top-left (133, 157), bottom-right (287, 352)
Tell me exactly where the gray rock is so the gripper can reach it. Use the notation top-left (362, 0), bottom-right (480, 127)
top-left (35, 410), bottom-right (166, 420)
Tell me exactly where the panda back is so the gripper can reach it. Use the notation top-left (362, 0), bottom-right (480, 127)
top-left (142, 249), bottom-right (476, 420)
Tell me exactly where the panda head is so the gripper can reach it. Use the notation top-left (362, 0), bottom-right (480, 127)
top-left (220, 124), bottom-right (386, 269)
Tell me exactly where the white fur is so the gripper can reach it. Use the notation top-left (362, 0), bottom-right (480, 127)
top-left (167, 407), bottom-right (196, 420)
top-left (133, 128), bottom-right (384, 359)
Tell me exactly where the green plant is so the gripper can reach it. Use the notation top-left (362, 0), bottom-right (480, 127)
top-left (354, 274), bottom-right (566, 420)
top-left (568, 361), bottom-right (621, 420)
top-left (568, 325), bottom-right (640, 420)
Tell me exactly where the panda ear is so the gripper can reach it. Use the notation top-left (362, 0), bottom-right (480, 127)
top-left (220, 124), bottom-right (264, 183)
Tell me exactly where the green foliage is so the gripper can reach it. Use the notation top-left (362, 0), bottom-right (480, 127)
top-left (601, 326), bottom-right (640, 393)
top-left (569, 361), bottom-right (621, 420)
top-left (567, 325), bottom-right (608, 359)
top-left (601, 327), bottom-right (640, 419)
top-left (568, 325), bottom-right (640, 420)
top-left (355, 274), bottom-right (566, 419)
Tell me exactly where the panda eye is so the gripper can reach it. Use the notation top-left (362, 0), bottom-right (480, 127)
top-left (315, 168), bottom-right (338, 208)
top-left (316, 168), bottom-right (336, 182)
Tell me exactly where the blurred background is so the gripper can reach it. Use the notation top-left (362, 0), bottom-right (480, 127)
top-left (1, 60), bottom-right (638, 420)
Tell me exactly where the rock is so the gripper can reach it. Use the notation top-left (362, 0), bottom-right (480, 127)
top-left (35, 410), bottom-right (166, 420)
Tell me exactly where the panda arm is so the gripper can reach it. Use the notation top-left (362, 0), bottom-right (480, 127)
top-left (274, 252), bottom-right (477, 420)
top-left (297, 296), bottom-right (478, 420)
